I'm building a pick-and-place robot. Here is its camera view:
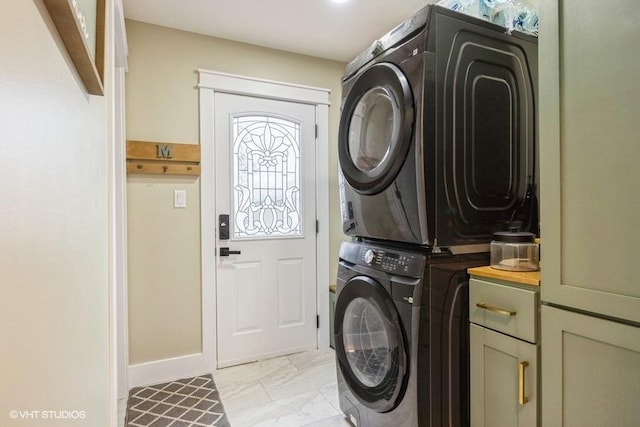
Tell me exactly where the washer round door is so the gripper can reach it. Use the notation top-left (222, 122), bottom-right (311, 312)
top-left (338, 62), bottom-right (414, 195)
top-left (334, 275), bottom-right (408, 412)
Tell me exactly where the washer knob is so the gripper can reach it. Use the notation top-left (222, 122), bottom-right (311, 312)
top-left (364, 249), bottom-right (376, 265)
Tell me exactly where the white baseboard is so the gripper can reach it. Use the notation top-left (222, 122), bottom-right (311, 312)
top-left (128, 353), bottom-right (211, 389)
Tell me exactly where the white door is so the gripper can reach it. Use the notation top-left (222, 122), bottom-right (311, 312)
top-left (214, 92), bottom-right (318, 368)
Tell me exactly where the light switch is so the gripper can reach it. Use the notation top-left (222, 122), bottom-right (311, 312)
top-left (174, 190), bottom-right (187, 208)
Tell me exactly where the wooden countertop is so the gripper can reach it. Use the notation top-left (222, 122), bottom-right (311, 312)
top-left (468, 266), bottom-right (540, 286)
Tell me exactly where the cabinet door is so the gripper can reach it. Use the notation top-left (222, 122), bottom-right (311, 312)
top-left (539, 0), bottom-right (640, 322)
top-left (541, 306), bottom-right (640, 427)
top-left (470, 324), bottom-right (538, 427)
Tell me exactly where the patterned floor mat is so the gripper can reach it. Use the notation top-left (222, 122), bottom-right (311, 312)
top-left (126, 374), bottom-right (231, 427)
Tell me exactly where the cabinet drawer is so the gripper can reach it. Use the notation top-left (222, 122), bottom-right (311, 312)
top-left (470, 278), bottom-right (538, 343)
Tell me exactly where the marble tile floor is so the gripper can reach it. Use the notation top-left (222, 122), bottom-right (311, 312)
top-left (213, 348), bottom-right (351, 427)
top-left (119, 348), bottom-right (351, 427)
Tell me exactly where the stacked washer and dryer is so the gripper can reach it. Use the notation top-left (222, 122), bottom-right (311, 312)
top-left (334, 5), bottom-right (538, 427)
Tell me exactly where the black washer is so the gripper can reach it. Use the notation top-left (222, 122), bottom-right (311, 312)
top-left (334, 275), bottom-right (407, 412)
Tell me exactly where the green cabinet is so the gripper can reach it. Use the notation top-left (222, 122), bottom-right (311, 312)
top-left (469, 274), bottom-right (540, 427)
top-left (539, 0), bottom-right (640, 424)
top-left (470, 324), bottom-right (538, 427)
top-left (541, 306), bottom-right (640, 426)
top-left (539, 0), bottom-right (640, 323)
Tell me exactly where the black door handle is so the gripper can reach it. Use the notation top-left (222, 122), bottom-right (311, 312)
top-left (219, 247), bottom-right (241, 257)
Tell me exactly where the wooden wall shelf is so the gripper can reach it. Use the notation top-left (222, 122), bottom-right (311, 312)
top-left (126, 140), bottom-right (200, 176)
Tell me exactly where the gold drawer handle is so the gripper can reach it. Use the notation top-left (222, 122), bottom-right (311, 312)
top-left (519, 361), bottom-right (529, 405)
top-left (476, 302), bottom-right (517, 317)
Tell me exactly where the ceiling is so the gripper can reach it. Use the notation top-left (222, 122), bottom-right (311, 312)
top-left (123, 0), bottom-right (435, 63)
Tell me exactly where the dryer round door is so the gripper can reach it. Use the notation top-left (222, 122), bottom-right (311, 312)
top-left (334, 275), bottom-right (408, 412)
top-left (338, 62), bottom-right (414, 195)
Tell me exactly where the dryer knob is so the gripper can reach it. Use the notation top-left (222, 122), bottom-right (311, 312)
top-left (364, 249), bottom-right (376, 265)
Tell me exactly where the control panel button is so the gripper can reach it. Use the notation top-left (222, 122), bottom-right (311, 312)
top-left (364, 249), bottom-right (375, 265)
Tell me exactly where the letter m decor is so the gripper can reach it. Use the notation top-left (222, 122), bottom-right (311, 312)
top-left (156, 144), bottom-right (173, 159)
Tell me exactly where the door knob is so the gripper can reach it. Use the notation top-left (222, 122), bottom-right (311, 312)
top-left (219, 247), bottom-right (241, 257)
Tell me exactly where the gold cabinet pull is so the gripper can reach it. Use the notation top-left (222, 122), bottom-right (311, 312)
top-left (476, 302), bottom-right (517, 317)
top-left (519, 361), bottom-right (529, 405)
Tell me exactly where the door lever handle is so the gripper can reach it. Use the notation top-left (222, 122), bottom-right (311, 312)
top-left (219, 247), bottom-right (241, 257)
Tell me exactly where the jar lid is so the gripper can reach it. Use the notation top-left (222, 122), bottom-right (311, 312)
top-left (492, 231), bottom-right (535, 243)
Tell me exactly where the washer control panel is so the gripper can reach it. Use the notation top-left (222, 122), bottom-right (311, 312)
top-left (359, 246), bottom-right (420, 275)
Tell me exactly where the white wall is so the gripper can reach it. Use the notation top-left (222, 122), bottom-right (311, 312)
top-left (0, 1), bottom-right (112, 426)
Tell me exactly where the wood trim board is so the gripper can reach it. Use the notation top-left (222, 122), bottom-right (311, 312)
top-left (42, 0), bottom-right (105, 95)
top-left (126, 140), bottom-right (201, 176)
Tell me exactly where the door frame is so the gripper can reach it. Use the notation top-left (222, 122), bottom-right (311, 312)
top-left (113, 0), bottom-right (129, 404)
top-left (198, 69), bottom-right (331, 371)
